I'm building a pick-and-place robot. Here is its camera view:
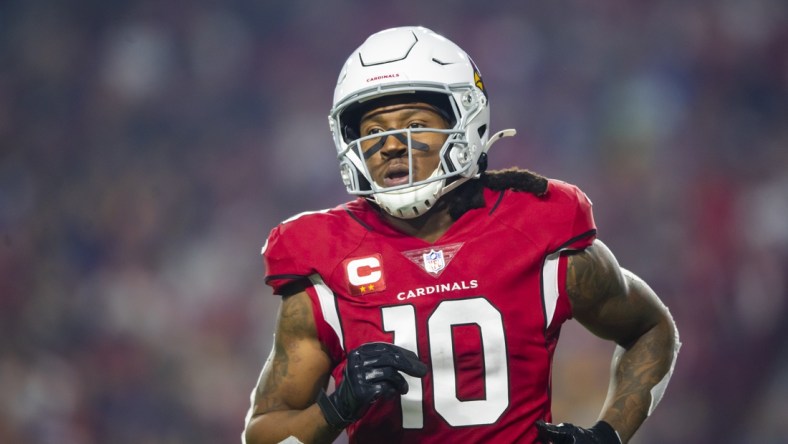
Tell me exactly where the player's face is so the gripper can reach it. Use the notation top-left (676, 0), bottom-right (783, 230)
top-left (358, 103), bottom-right (450, 188)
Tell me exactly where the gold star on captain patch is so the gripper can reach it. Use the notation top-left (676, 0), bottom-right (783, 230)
top-left (359, 286), bottom-right (367, 293)
top-left (368, 284), bottom-right (375, 291)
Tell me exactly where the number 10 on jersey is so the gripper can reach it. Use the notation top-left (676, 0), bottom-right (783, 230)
top-left (381, 297), bottom-right (509, 428)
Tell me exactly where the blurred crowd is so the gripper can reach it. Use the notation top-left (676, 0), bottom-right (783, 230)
top-left (1, 0), bottom-right (786, 443)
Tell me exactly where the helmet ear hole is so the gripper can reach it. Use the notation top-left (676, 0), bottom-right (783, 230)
top-left (477, 124), bottom-right (487, 138)
top-left (444, 142), bottom-right (477, 177)
top-left (443, 145), bottom-right (458, 173)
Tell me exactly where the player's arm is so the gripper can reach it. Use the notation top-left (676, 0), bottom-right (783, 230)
top-left (243, 289), bottom-right (339, 444)
top-left (551, 239), bottom-right (679, 443)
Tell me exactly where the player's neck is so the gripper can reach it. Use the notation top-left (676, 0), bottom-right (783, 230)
top-left (379, 205), bottom-right (455, 243)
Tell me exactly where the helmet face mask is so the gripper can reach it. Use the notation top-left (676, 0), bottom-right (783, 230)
top-left (329, 27), bottom-right (491, 219)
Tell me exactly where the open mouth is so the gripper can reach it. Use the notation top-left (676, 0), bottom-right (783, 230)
top-left (382, 165), bottom-right (411, 187)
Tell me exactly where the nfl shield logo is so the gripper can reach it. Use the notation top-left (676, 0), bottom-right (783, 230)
top-left (402, 242), bottom-right (463, 278)
top-left (422, 249), bottom-right (445, 275)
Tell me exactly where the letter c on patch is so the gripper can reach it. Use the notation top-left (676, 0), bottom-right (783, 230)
top-left (347, 257), bottom-right (381, 286)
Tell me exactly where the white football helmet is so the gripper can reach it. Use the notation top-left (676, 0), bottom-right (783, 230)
top-left (328, 26), bottom-right (514, 219)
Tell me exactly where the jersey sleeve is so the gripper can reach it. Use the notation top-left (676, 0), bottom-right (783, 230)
top-left (548, 180), bottom-right (597, 251)
top-left (564, 183), bottom-right (596, 250)
top-left (261, 223), bottom-right (315, 295)
top-left (304, 284), bottom-right (345, 366)
top-left (544, 181), bottom-right (598, 329)
top-left (263, 225), bottom-right (345, 365)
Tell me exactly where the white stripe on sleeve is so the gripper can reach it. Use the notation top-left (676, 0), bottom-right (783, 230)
top-left (309, 274), bottom-right (344, 350)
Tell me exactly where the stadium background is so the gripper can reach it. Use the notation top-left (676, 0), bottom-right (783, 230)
top-left (1, 1), bottom-right (786, 442)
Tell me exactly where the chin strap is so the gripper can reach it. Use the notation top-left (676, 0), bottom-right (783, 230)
top-left (473, 129), bottom-right (516, 176)
top-left (483, 129), bottom-right (517, 154)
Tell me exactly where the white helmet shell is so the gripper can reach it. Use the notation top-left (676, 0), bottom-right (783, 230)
top-left (329, 26), bottom-right (492, 219)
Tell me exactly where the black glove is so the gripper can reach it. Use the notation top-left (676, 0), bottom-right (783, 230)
top-left (536, 420), bottom-right (622, 444)
top-left (317, 342), bottom-right (428, 429)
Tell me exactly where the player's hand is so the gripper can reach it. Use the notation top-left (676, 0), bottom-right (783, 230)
top-left (317, 342), bottom-right (428, 429)
top-left (536, 420), bottom-right (622, 444)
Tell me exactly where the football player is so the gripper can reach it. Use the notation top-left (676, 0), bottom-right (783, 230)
top-left (243, 26), bottom-right (679, 444)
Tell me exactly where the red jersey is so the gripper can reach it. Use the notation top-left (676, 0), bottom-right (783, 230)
top-left (262, 180), bottom-right (596, 443)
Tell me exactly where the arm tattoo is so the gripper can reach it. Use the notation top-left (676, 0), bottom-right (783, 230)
top-left (255, 352), bottom-right (288, 413)
top-left (565, 243), bottom-right (629, 338)
top-left (605, 313), bottom-right (676, 442)
top-left (255, 293), bottom-right (319, 413)
top-left (566, 245), bottom-right (619, 312)
top-left (567, 242), bottom-right (679, 442)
